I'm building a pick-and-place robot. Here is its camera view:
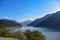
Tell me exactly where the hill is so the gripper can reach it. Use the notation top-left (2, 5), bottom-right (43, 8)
top-left (0, 19), bottom-right (22, 28)
top-left (28, 11), bottom-right (60, 28)
top-left (28, 14), bottom-right (52, 26)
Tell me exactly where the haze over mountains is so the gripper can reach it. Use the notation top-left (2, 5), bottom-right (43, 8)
top-left (28, 11), bottom-right (60, 28)
top-left (21, 20), bottom-right (32, 26)
top-left (1, 11), bottom-right (60, 28)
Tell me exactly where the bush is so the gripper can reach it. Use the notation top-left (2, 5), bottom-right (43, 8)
top-left (13, 31), bottom-right (27, 40)
top-left (0, 28), bottom-right (12, 37)
top-left (24, 30), bottom-right (46, 40)
top-left (0, 29), bottom-right (46, 40)
top-left (0, 29), bottom-right (27, 40)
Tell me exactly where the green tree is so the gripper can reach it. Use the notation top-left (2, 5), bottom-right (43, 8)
top-left (32, 30), bottom-right (45, 40)
top-left (24, 30), bottom-right (33, 40)
top-left (24, 30), bottom-right (46, 40)
top-left (0, 28), bottom-right (46, 40)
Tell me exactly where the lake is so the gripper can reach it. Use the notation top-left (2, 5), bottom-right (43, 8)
top-left (11, 26), bottom-right (60, 40)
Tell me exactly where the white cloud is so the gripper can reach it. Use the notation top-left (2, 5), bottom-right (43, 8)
top-left (27, 18), bottom-right (35, 21)
top-left (5, 16), bottom-right (9, 19)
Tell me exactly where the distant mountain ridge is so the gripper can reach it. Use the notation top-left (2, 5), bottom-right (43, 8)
top-left (0, 19), bottom-right (22, 28)
top-left (28, 14), bottom-right (53, 26)
top-left (28, 11), bottom-right (60, 28)
top-left (21, 20), bottom-right (32, 26)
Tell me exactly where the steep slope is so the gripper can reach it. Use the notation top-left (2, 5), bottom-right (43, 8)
top-left (0, 19), bottom-right (22, 28)
top-left (35, 11), bottom-right (60, 28)
top-left (28, 14), bottom-right (53, 26)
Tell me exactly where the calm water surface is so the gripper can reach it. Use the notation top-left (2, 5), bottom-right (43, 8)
top-left (11, 26), bottom-right (60, 32)
top-left (11, 26), bottom-right (60, 40)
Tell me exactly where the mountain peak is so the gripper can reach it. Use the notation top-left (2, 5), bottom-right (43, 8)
top-left (28, 11), bottom-right (60, 28)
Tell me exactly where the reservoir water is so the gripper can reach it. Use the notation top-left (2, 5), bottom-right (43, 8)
top-left (11, 26), bottom-right (60, 40)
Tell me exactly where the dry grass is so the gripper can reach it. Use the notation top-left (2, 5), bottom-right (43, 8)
top-left (0, 37), bottom-right (19, 40)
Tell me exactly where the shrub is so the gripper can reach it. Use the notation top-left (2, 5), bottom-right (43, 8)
top-left (24, 30), bottom-right (46, 40)
top-left (13, 31), bottom-right (27, 40)
top-left (0, 29), bottom-right (46, 40)
top-left (0, 28), bottom-right (12, 37)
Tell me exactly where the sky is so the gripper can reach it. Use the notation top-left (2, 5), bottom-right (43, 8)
top-left (0, 0), bottom-right (60, 22)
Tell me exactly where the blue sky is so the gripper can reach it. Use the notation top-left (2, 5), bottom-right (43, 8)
top-left (0, 0), bottom-right (60, 22)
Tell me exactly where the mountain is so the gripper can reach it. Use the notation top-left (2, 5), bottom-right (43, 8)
top-left (0, 19), bottom-right (22, 28)
top-left (28, 11), bottom-right (60, 28)
top-left (21, 20), bottom-right (32, 26)
top-left (28, 14), bottom-right (53, 26)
